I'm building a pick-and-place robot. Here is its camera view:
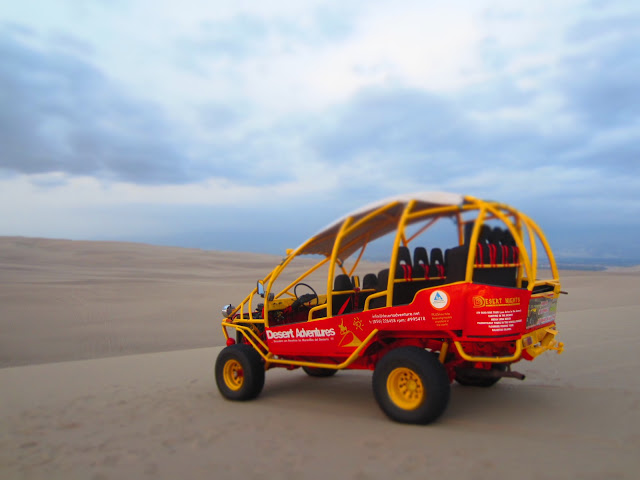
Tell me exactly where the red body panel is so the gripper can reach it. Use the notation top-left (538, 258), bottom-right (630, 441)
top-left (265, 284), bottom-right (533, 357)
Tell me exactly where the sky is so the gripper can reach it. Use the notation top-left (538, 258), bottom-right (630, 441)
top-left (1, 0), bottom-right (639, 264)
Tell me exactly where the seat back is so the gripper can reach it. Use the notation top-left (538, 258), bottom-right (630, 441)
top-left (362, 273), bottom-right (378, 290)
top-left (448, 226), bottom-right (519, 287)
top-left (395, 246), bottom-right (413, 280)
top-left (332, 274), bottom-right (353, 315)
top-left (356, 273), bottom-right (376, 308)
top-left (445, 245), bottom-right (468, 283)
top-left (413, 246), bottom-right (429, 279)
top-left (429, 248), bottom-right (445, 278)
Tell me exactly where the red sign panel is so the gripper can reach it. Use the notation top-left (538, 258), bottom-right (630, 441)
top-left (463, 284), bottom-right (531, 336)
top-left (264, 283), bottom-right (532, 356)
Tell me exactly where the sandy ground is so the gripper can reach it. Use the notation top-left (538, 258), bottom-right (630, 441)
top-left (1, 236), bottom-right (639, 479)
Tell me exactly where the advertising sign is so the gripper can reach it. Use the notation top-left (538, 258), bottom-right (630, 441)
top-left (526, 296), bottom-right (558, 329)
top-left (463, 284), bottom-right (530, 337)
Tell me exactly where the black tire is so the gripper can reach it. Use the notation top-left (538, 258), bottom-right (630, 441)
top-left (372, 347), bottom-right (450, 425)
top-left (215, 344), bottom-right (265, 401)
top-left (455, 363), bottom-right (507, 388)
top-left (302, 366), bottom-right (337, 377)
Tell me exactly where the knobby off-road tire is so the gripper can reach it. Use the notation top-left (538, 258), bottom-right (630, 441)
top-left (215, 344), bottom-right (265, 401)
top-left (455, 363), bottom-right (507, 388)
top-left (373, 347), bottom-right (450, 425)
top-left (302, 366), bottom-right (337, 377)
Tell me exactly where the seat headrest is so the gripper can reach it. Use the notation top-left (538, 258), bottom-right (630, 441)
top-left (430, 247), bottom-right (444, 265)
top-left (333, 274), bottom-right (352, 291)
top-left (413, 246), bottom-right (429, 266)
top-left (397, 246), bottom-right (412, 265)
top-left (488, 226), bottom-right (503, 244)
top-left (362, 273), bottom-right (378, 290)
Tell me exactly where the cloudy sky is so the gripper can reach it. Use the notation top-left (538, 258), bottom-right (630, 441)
top-left (1, 0), bottom-right (639, 263)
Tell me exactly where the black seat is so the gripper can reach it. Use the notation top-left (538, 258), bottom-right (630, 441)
top-left (464, 222), bottom-right (474, 245)
top-left (447, 227), bottom-right (518, 287)
top-left (490, 228), bottom-right (518, 286)
top-left (488, 226), bottom-right (504, 263)
top-left (445, 245), bottom-right (468, 283)
top-left (500, 228), bottom-right (518, 263)
top-left (430, 248), bottom-right (445, 278)
top-left (413, 247), bottom-right (429, 279)
top-left (474, 225), bottom-right (492, 266)
top-left (362, 273), bottom-right (378, 290)
top-left (332, 274), bottom-right (353, 315)
top-left (376, 269), bottom-right (390, 291)
top-left (396, 246), bottom-right (413, 280)
top-left (368, 269), bottom-right (390, 309)
top-left (358, 273), bottom-right (378, 310)
top-left (370, 268), bottom-right (414, 307)
top-left (488, 226), bottom-right (502, 244)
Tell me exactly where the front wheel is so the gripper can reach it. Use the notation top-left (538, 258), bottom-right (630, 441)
top-left (372, 347), bottom-right (450, 424)
top-left (215, 344), bottom-right (265, 401)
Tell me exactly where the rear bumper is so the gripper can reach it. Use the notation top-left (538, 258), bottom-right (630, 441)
top-left (452, 324), bottom-right (563, 363)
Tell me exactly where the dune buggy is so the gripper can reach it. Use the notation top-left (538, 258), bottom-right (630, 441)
top-left (215, 192), bottom-right (564, 424)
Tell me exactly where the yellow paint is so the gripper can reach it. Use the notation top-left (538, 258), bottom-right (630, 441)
top-left (222, 359), bottom-right (244, 391)
top-left (439, 342), bottom-right (449, 363)
top-left (522, 326), bottom-right (564, 358)
top-left (387, 367), bottom-right (424, 410)
top-left (453, 339), bottom-right (524, 363)
top-left (338, 319), bottom-right (363, 347)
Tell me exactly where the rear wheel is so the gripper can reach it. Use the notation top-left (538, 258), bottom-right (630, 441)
top-left (302, 366), bottom-right (337, 377)
top-left (373, 347), bottom-right (450, 424)
top-left (215, 344), bottom-right (265, 400)
top-left (455, 364), bottom-right (507, 387)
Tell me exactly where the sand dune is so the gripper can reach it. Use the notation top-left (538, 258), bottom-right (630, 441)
top-left (0, 236), bottom-right (280, 367)
top-left (1, 237), bottom-right (639, 479)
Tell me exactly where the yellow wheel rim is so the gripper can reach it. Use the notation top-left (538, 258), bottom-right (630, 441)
top-left (223, 359), bottom-right (244, 391)
top-left (387, 367), bottom-right (425, 410)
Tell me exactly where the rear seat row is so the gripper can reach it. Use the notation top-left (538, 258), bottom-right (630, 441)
top-left (331, 273), bottom-right (376, 315)
top-left (467, 224), bottom-right (520, 266)
top-left (331, 226), bottom-right (521, 313)
top-left (395, 246), bottom-right (446, 281)
top-left (447, 225), bottom-right (520, 286)
top-left (330, 246), bottom-right (448, 312)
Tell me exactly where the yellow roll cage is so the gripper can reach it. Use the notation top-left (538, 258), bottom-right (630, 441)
top-left (221, 192), bottom-right (560, 347)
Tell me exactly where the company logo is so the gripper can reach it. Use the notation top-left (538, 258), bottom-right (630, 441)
top-left (266, 329), bottom-right (295, 340)
top-left (472, 296), bottom-right (520, 308)
top-left (338, 319), bottom-right (363, 348)
top-left (266, 327), bottom-right (336, 340)
top-left (295, 327), bottom-right (336, 338)
top-left (472, 296), bottom-right (485, 308)
top-left (430, 290), bottom-right (450, 310)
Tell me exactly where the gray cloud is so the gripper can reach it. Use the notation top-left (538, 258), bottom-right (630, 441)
top-left (562, 38), bottom-right (639, 128)
top-left (2, 2), bottom-right (639, 261)
top-left (556, 19), bottom-right (640, 174)
top-left (177, 6), bottom-right (354, 66)
top-left (312, 88), bottom-right (462, 161)
top-left (3, 7), bottom-right (637, 191)
top-left (0, 23), bottom-right (309, 186)
top-left (0, 25), bottom-right (195, 184)
top-left (307, 12), bottom-right (640, 180)
top-left (198, 103), bottom-right (243, 130)
top-left (309, 86), bottom-right (542, 182)
top-left (189, 15), bottom-right (270, 59)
